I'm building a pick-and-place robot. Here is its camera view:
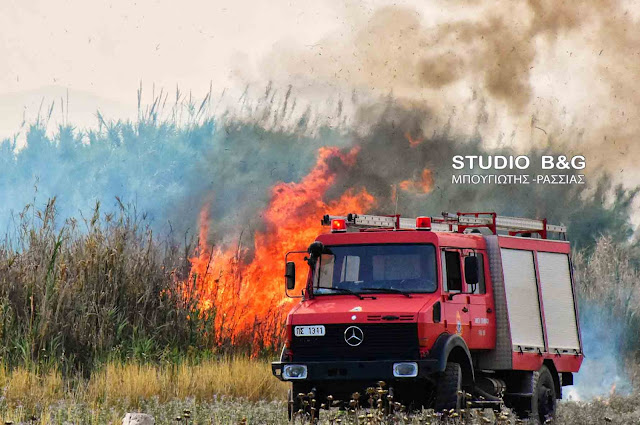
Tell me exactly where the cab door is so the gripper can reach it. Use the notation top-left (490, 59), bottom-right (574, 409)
top-left (441, 249), bottom-right (470, 338)
top-left (462, 251), bottom-right (495, 349)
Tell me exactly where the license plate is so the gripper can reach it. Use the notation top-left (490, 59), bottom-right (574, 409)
top-left (294, 325), bottom-right (325, 337)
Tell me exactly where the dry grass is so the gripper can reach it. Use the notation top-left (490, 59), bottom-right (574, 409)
top-left (1, 359), bottom-right (638, 425)
top-left (0, 366), bottom-right (65, 408)
top-left (86, 357), bottom-right (287, 403)
top-left (0, 198), bottom-right (218, 374)
top-left (0, 358), bottom-right (285, 411)
top-left (2, 384), bottom-right (639, 424)
top-left (573, 236), bottom-right (640, 353)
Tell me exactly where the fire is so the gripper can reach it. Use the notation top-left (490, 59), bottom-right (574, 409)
top-left (399, 168), bottom-right (434, 194)
top-left (187, 147), bottom-right (375, 352)
top-left (405, 131), bottom-right (423, 148)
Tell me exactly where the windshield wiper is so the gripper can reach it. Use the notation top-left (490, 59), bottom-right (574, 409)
top-left (315, 286), bottom-right (365, 300)
top-left (360, 287), bottom-right (412, 298)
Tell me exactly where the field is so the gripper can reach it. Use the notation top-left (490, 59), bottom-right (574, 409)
top-left (0, 357), bottom-right (637, 424)
top-left (0, 358), bottom-right (286, 424)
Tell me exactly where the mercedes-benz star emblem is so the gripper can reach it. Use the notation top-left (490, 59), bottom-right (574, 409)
top-left (344, 326), bottom-right (364, 347)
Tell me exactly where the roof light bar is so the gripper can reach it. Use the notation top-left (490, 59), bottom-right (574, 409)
top-left (415, 216), bottom-right (432, 230)
top-left (331, 219), bottom-right (347, 233)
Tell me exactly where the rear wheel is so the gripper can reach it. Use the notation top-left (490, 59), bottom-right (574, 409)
top-left (513, 366), bottom-right (557, 423)
top-left (531, 366), bottom-right (557, 423)
top-left (435, 362), bottom-right (464, 411)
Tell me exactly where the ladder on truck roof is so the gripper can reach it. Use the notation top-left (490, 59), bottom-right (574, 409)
top-left (321, 212), bottom-right (567, 239)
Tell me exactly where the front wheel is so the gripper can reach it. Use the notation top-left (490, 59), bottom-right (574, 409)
top-left (435, 362), bottom-right (464, 411)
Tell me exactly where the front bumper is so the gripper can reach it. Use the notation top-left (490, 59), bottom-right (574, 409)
top-left (272, 359), bottom-right (439, 381)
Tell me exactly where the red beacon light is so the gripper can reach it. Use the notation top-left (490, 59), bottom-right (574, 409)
top-left (331, 219), bottom-right (347, 233)
top-left (416, 216), bottom-right (432, 230)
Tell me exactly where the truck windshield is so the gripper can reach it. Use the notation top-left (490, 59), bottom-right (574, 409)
top-left (314, 244), bottom-right (437, 295)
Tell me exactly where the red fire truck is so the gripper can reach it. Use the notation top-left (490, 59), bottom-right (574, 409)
top-left (272, 212), bottom-right (583, 422)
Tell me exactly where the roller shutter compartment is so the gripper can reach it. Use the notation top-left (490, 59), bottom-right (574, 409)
top-left (500, 248), bottom-right (545, 350)
top-left (537, 252), bottom-right (580, 352)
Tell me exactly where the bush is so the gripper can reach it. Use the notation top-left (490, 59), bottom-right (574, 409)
top-left (0, 198), bottom-right (210, 373)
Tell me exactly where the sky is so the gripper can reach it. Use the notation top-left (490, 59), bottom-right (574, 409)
top-left (0, 0), bottom-right (357, 137)
top-left (0, 0), bottom-right (475, 139)
top-left (1, 0), bottom-right (339, 93)
top-left (0, 0), bottom-right (334, 136)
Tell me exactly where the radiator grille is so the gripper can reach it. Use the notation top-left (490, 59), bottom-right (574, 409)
top-left (291, 323), bottom-right (418, 361)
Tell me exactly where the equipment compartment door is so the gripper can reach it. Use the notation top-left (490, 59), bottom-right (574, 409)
top-left (500, 248), bottom-right (545, 352)
top-left (537, 252), bottom-right (580, 353)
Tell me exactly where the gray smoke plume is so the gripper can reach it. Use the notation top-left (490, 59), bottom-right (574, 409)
top-left (567, 304), bottom-right (633, 400)
top-left (323, 102), bottom-right (635, 251)
top-left (262, 1), bottom-right (640, 180)
top-left (569, 237), bottom-right (640, 398)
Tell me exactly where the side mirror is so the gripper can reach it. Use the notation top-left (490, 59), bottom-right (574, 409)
top-left (285, 261), bottom-right (296, 290)
top-left (464, 256), bottom-right (479, 286)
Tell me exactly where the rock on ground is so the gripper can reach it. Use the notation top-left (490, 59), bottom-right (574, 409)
top-left (122, 413), bottom-right (155, 425)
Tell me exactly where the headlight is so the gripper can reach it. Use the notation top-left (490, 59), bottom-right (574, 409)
top-left (393, 362), bottom-right (418, 378)
top-left (282, 364), bottom-right (308, 380)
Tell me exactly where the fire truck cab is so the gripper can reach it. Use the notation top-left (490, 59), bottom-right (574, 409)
top-left (272, 212), bottom-right (583, 422)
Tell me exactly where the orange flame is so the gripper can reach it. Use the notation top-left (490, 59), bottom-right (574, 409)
top-left (405, 131), bottom-right (423, 148)
top-left (398, 169), bottom-right (434, 194)
top-left (187, 147), bottom-right (375, 352)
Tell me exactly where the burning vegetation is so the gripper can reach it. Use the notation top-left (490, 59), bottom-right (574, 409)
top-left (398, 169), bottom-right (434, 194)
top-left (186, 147), bottom-right (375, 351)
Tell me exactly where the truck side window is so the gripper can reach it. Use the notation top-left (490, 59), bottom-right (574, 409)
top-left (468, 253), bottom-right (486, 294)
top-left (443, 250), bottom-right (462, 292)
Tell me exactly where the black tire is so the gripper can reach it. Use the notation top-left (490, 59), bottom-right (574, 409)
top-left (513, 365), bottom-right (557, 423)
top-left (435, 362), bottom-right (464, 411)
top-left (531, 366), bottom-right (557, 423)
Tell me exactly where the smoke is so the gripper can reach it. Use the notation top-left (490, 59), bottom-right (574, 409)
top-left (0, 112), bottom-right (342, 241)
top-left (319, 102), bottom-right (634, 250)
top-left (567, 303), bottom-right (633, 400)
top-left (263, 0), bottom-right (640, 177)
top-left (1, 92), bottom-right (635, 249)
top-left (568, 237), bottom-right (640, 398)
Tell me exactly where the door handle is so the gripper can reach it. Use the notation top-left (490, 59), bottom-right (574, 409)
top-left (462, 307), bottom-right (469, 313)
